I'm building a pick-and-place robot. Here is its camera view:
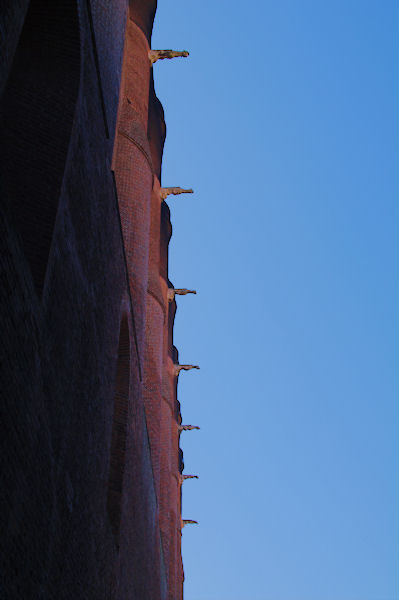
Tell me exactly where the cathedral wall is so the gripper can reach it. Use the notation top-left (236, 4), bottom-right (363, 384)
top-left (0, 1), bottom-right (173, 598)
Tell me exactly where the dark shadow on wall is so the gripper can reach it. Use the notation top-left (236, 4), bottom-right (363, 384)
top-left (0, 0), bottom-right (81, 296)
top-left (107, 314), bottom-right (131, 548)
top-left (129, 0), bottom-right (157, 42)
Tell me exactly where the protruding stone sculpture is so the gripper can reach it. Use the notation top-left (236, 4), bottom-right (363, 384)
top-left (174, 364), bottom-right (200, 376)
top-left (178, 424), bottom-right (200, 432)
top-left (149, 50), bottom-right (189, 65)
top-left (180, 474), bottom-right (199, 482)
top-left (160, 187), bottom-right (193, 201)
top-left (182, 519), bottom-right (198, 528)
top-left (167, 288), bottom-right (197, 302)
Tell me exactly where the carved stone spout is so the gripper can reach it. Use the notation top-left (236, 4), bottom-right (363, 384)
top-left (178, 424), bottom-right (200, 432)
top-left (149, 50), bottom-right (189, 65)
top-left (182, 519), bottom-right (198, 528)
top-left (180, 474), bottom-right (199, 483)
top-left (174, 364), bottom-right (200, 376)
top-left (168, 288), bottom-right (197, 302)
top-left (160, 187), bottom-right (193, 201)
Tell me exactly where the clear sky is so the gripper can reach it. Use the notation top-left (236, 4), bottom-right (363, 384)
top-left (152, 2), bottom-right (399, 599)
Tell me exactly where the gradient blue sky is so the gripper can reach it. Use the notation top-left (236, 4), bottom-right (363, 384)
top-left (152, 2), bottom-right (398, 599)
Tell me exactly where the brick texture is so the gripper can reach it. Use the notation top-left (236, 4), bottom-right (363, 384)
top-left (0, 1), bottom-right (190, 599)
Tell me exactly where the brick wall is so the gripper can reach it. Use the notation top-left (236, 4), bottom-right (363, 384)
top-left (0, 0), bottom-right (195, 600)
top-left (0, 0), bottom-right (192, 598)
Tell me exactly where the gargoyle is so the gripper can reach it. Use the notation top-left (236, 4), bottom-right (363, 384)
top-left (149, 50), bottom-right (189, 65)
top-left (174, 364), bottom-right (200, 376)
top-left (180, 474), bottom-right (199, 482)
top-left (182, 519), bottom-right (198, 528)
top-left (167, 288), bottom-right (197, 302)
top-left (160, 187), bottom-right (193, 201)
top-left (178, 424), bottom-right (200, 432)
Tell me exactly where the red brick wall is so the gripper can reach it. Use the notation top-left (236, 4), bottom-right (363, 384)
top-left (113, 4), bottom-right (189, 599)
top-left (0, 0), bottom-right (189, 599)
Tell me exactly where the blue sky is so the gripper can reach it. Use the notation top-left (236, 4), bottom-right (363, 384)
top-left (152, 2), bottom-right (399, 599)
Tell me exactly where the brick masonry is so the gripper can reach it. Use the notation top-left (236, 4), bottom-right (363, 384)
top-left (0, 1), bottom-right (191, 599)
